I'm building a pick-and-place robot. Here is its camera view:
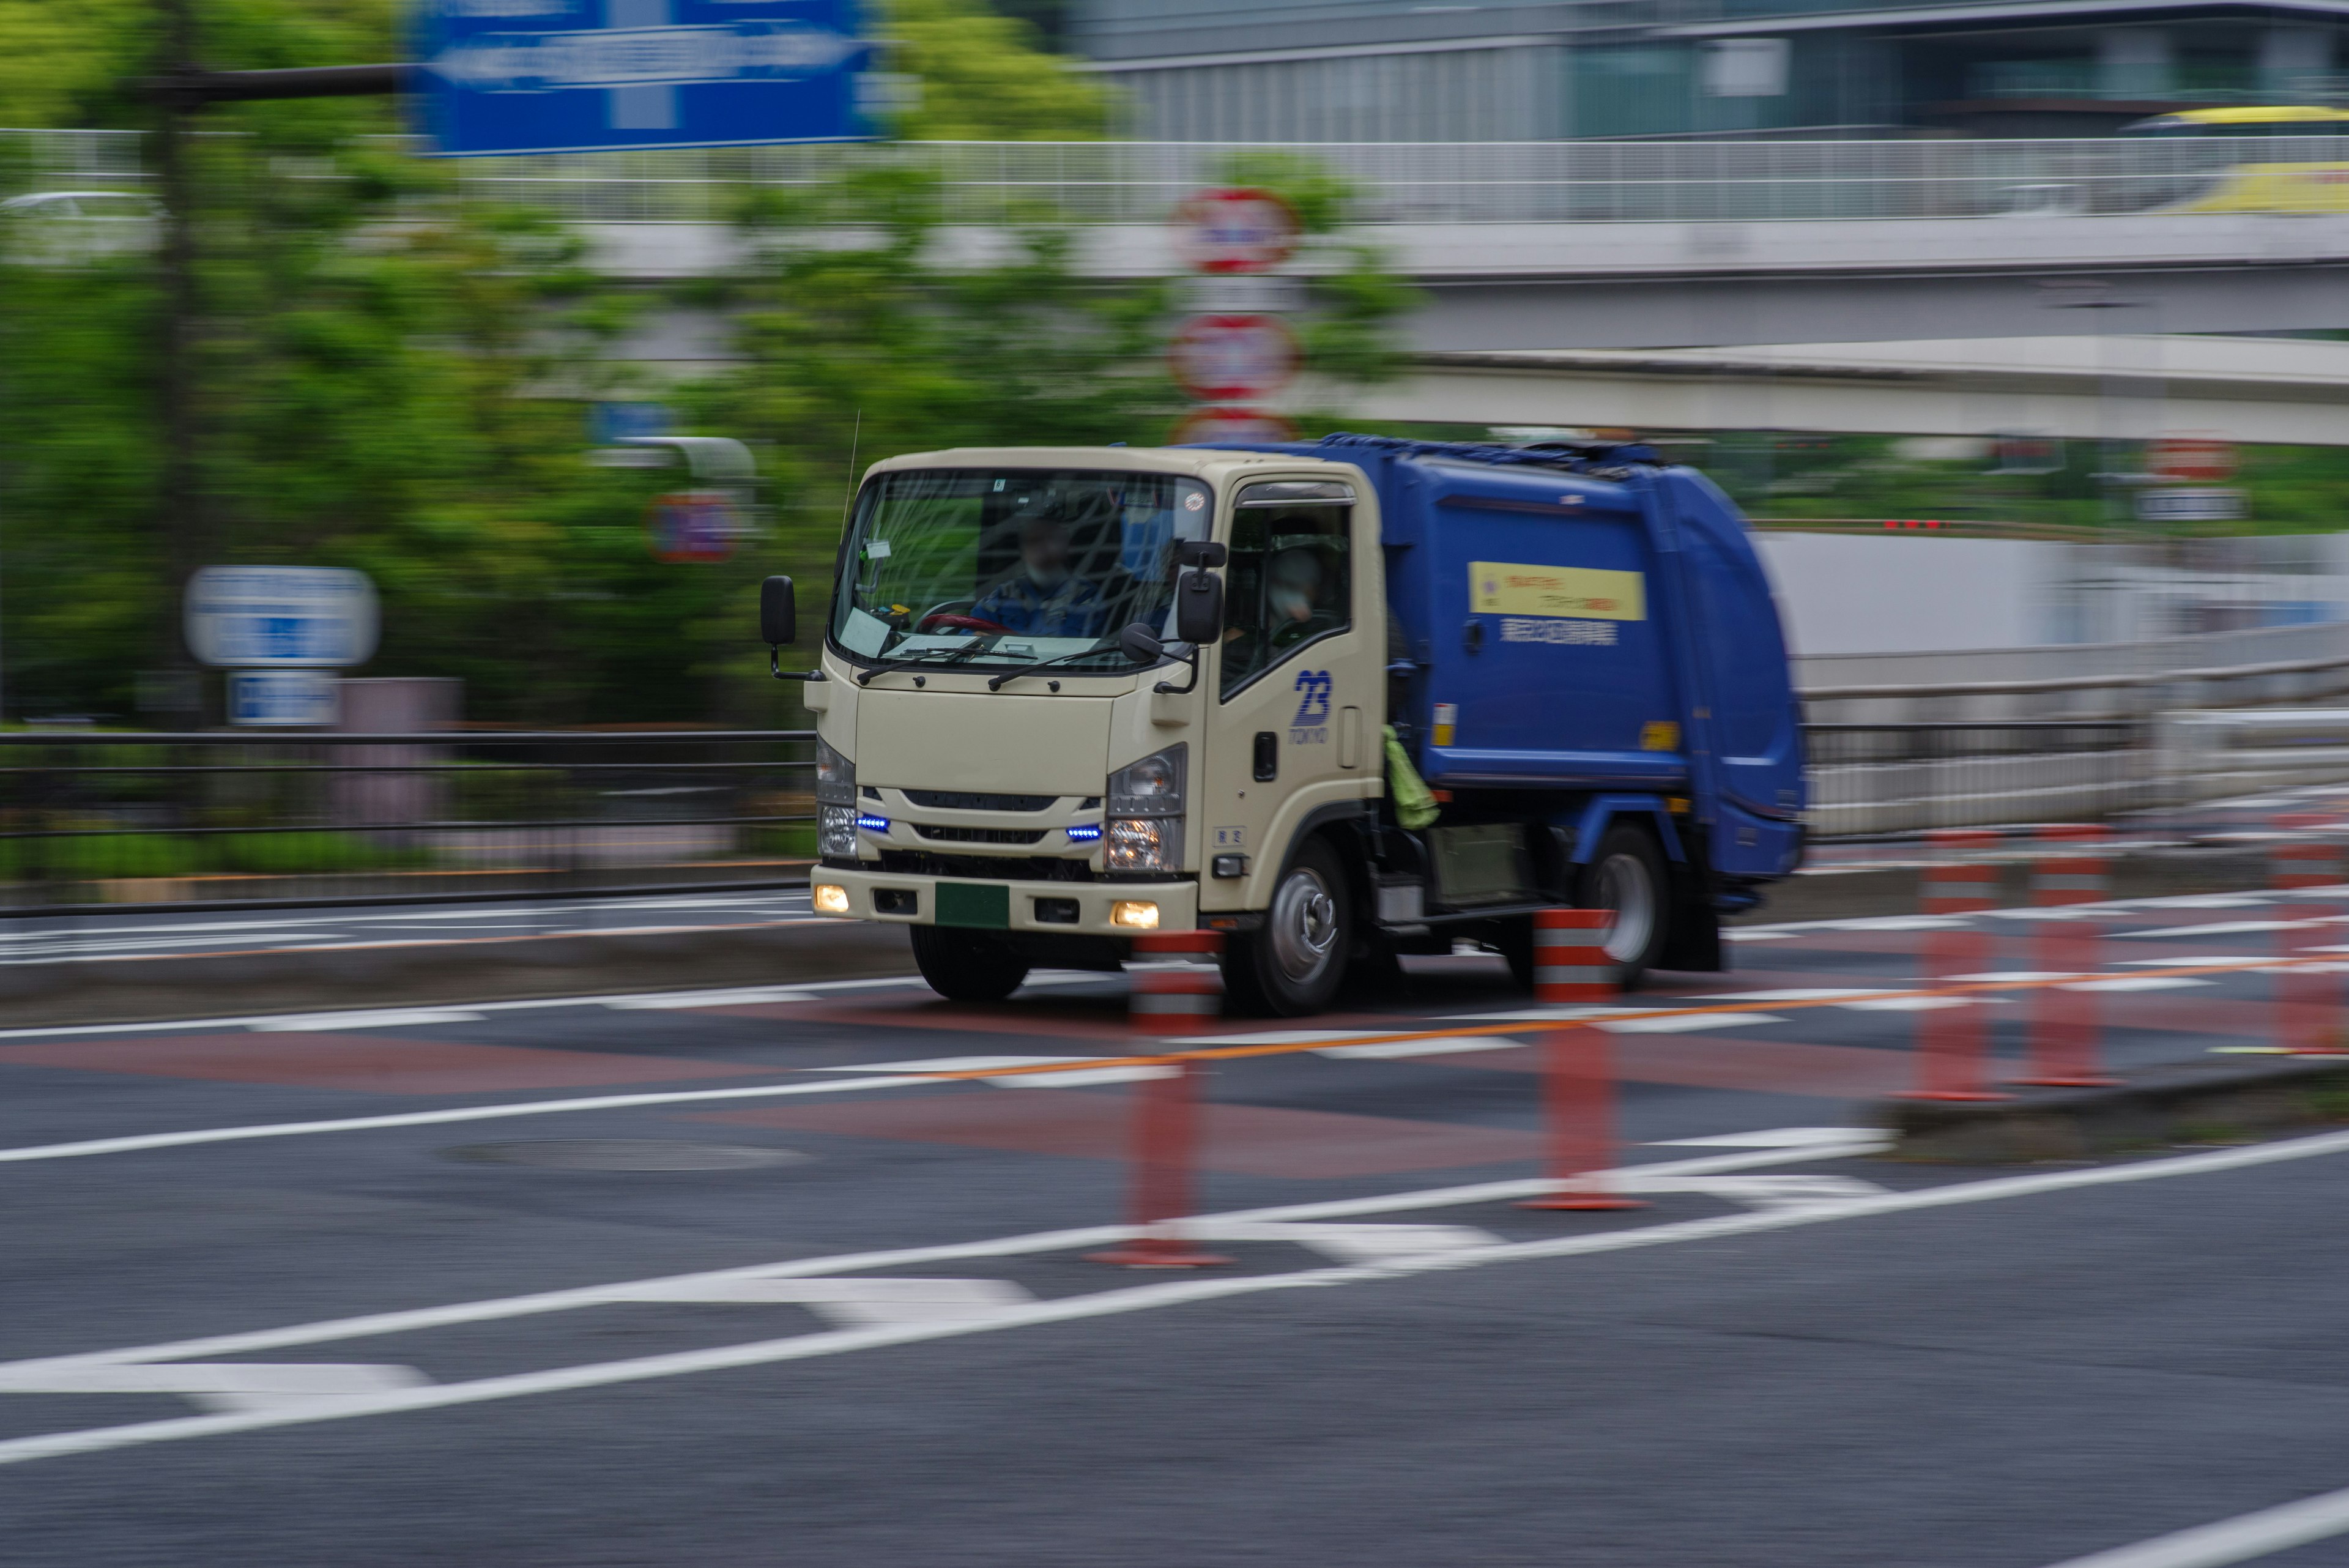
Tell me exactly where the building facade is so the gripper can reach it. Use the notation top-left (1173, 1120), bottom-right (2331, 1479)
top-left (1072, 0), bottom-right (2349, 139)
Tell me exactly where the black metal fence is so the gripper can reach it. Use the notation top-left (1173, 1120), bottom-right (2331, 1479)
top-left (0, 719), bottom-right (2192, 914)
top-left (0, 729), bottom-right (816, 914)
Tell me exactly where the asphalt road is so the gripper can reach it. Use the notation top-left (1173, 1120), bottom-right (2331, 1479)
top-left (4, 884), bottom-right (2349, 1566)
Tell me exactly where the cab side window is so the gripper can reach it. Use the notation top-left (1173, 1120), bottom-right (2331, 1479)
top-left (1219, 482), bottom-right (1354, 700)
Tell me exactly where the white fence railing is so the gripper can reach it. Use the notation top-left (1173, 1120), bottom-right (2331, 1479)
top-left (11, 130), bottom-right (2349, 228)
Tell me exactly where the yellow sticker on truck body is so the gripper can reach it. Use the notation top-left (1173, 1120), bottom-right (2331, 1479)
top-left (1470, 562), bottom-right (1646, 621)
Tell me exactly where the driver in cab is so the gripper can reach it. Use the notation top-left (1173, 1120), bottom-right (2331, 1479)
top-left (970, 508), bottom-right (1113, 638)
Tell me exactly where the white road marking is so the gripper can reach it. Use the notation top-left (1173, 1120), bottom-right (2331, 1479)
top-left (612, 1277), bottom-right (1032, 1328)
top-left (1723, 929), bottom-right (1795, 942)
top-left (1652, 1127), bottom-right (1873, 1149)
top-left (1443, 1006), bottom-right (1661, 1022)
top-left (250, 1009), bottom-right (487, 1033)
top-left (2038, 1481), bottom-right (2349, 1568)
top-left (603, 988), bottom-right (818, 1009)
top-left (1838, 996), bottom-right (1983, 1013)
top-left (812, 1055), bottom-right (1093, 1074)
top-left (2119, 956), bottom-right (2259, 967)
top-left (2117, 920), bottom-right (2339, 940)
top-left (2063, 976), bottom-right (2214, 992)
top-left (0, 1146), bottom-right (1867, 1380)
top-left (1701, 988), bottom-right (1901, 1002)
top-left (992, 1065), bottom-right (1175, 1088)
top-left (1200, 1221), bottom-right (1501, 1263)
top-left (1596, 1012), bottom-right (1784, 1033)
top-left (1315, 1036), bottom-right (1526, 1060)
top-left (0, 1361), bottom-right (429, 1414)
top-left (1171, 1029), bottom-right (1380, 1046)
top-left (1948, 971), bottom-right (2086, 983)
top-left (1624, 1173), bottom-right (1891, 1211)
top-left (0, 1074), bottom-right (941, 1166)
top-left (1, 1128), bottom-right (2340, 1469)
top-left (0, 970), bottom-right (949, 1042)
top-left (1825, 916), bottom-right (1971, 932)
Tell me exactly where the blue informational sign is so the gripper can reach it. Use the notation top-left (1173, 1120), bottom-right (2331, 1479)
top-left (184, 567), bottom-right (380, 669)
top-left (227, 670), bottom-right (342, 729)
top-left (412, 0), bottom-right (875, 157)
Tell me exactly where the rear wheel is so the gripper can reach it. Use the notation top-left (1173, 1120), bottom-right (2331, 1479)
top-left (1226, 836), bottom-right (1352, 1016)
top-left (1578, 823), bottom-right (1671, 987)
top-left (910, 926), bottom-right (1030, 1002)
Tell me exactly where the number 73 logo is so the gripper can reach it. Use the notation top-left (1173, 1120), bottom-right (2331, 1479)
top-left (1292, 669), bottom-right (1333, 724)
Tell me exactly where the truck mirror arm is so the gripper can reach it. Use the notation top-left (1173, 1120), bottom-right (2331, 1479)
top-left (1153, 643), bottom-right (1201, 696)
top-left (767, 645), bottom-right (825, 682)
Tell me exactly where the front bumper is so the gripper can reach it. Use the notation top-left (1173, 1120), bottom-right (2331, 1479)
top-left (814, 865), bottom-right (1198, 935)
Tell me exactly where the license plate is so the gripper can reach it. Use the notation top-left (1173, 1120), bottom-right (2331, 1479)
top-left (935, 882), bottom-right (1010, 929)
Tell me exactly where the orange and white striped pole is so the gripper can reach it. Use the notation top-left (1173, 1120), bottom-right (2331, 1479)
top-left (1090, 929), bottom-right (1233, 1268)
top-left (1910, 828), bottom-right (2009, 1101)
top-left (1521, 907), bottom-right (1644, 1211)
top-left (2016, 823), bottom-right (2117, 1088)
top-left (2273, 814), bottom-right (2347, 1057)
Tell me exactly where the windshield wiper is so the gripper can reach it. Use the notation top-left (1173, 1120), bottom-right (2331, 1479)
top-left (985, 645), bottom-right (1140, 691)
top-left (855, 639), bottom-right (995, 686)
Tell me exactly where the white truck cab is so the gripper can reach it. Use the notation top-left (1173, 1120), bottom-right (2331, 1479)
top-left (764, 445), bottom-right (1387, 1014)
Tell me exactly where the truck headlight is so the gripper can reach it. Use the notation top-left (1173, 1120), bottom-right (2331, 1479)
top-left (819, 804), bottom-right (858, 858)
top-left (814, 737), bottom-right (854, 806)
top-left (1104, 743), bottom-right (1185, 871)
top-left (1105, 815), bottom-right (1181, 872)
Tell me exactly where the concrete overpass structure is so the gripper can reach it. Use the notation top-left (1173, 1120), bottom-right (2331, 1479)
top-left (1341, 333), bottom-right (2349, 445)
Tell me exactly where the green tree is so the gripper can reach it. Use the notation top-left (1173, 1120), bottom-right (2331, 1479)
top-left (878, 0), bottom-right (1116, 141)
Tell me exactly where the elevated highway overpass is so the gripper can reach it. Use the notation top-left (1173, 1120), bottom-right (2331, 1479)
top-left (1340, 333), bottom-right (2349, 445)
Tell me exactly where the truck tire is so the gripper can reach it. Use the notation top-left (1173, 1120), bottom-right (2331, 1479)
top-left (1226, 836), bottom-right (1352, 1016)
top-left (1576, 822), bottom-right (1670, 988)
top-left (910, 926), bottom-right (1031, 1003)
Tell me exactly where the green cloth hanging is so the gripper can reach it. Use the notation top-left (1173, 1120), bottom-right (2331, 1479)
top-left (1384, 724), bottom-right (1440, 830)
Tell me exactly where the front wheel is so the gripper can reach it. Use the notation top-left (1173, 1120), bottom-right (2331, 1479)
top-left (910, 926), bottom-right (1030, 1002)
top-left (1225, 836), bottom-right (1352, 1017)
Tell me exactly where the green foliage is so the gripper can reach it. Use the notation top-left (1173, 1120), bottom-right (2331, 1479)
top-left (878, 0), bottom-right (1115, 141)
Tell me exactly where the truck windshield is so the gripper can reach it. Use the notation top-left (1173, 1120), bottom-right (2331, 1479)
top-left (831, 468), bottom-right (1213, 671)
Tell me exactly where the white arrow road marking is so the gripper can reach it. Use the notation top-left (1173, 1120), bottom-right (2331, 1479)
top-left (0, 1361), bottom-right (428, 1414)
top-left (1, 1129), bottom-right (2341, 1470)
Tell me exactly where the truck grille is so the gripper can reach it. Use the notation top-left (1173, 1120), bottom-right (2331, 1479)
top-left (913, 825), bottom-right (1047, 845)
top-left (878, 850), bottom-right (1097, 882)
top-left (902, 789), bottom-right (1057, 812)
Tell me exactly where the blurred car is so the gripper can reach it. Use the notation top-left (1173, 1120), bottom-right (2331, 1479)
top-left (0, 190), bottom-right (165, 265)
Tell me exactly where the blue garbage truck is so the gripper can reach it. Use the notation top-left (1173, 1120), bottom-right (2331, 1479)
top-left (761, 433), bottom-right (1805, 1015)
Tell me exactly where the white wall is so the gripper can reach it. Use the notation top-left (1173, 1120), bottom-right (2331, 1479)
top-left (1754, 533), bottom-right (2055, 656)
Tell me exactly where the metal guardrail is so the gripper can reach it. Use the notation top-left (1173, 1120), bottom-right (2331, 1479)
top-left (1803, 721), bottom-right (2155, 839)
top-left (11, 130), bottom-right (2349, 228)
top-left (0, 729), bottom-right (815, 914)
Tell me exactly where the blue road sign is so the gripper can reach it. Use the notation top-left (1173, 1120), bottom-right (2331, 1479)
top-left (412, 0), bottom-right (874, 157)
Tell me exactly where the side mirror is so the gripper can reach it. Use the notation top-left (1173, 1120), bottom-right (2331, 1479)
top-left (759, 575), bottom-right (796, 646)
top-left (1119, 622), bottom-right (1165, 664)
top-left (1173, 569), bottom-right (1225, 645)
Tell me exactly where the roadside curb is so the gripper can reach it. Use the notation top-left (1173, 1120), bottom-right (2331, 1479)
top-left (1876, 1057), bottom-right (2349, 1163)
top-left (0, 920), bottom-right (918, 1029)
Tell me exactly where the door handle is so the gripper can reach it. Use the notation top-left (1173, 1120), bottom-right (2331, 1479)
top-left (1253, 731), bottom-right (1278, 782)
